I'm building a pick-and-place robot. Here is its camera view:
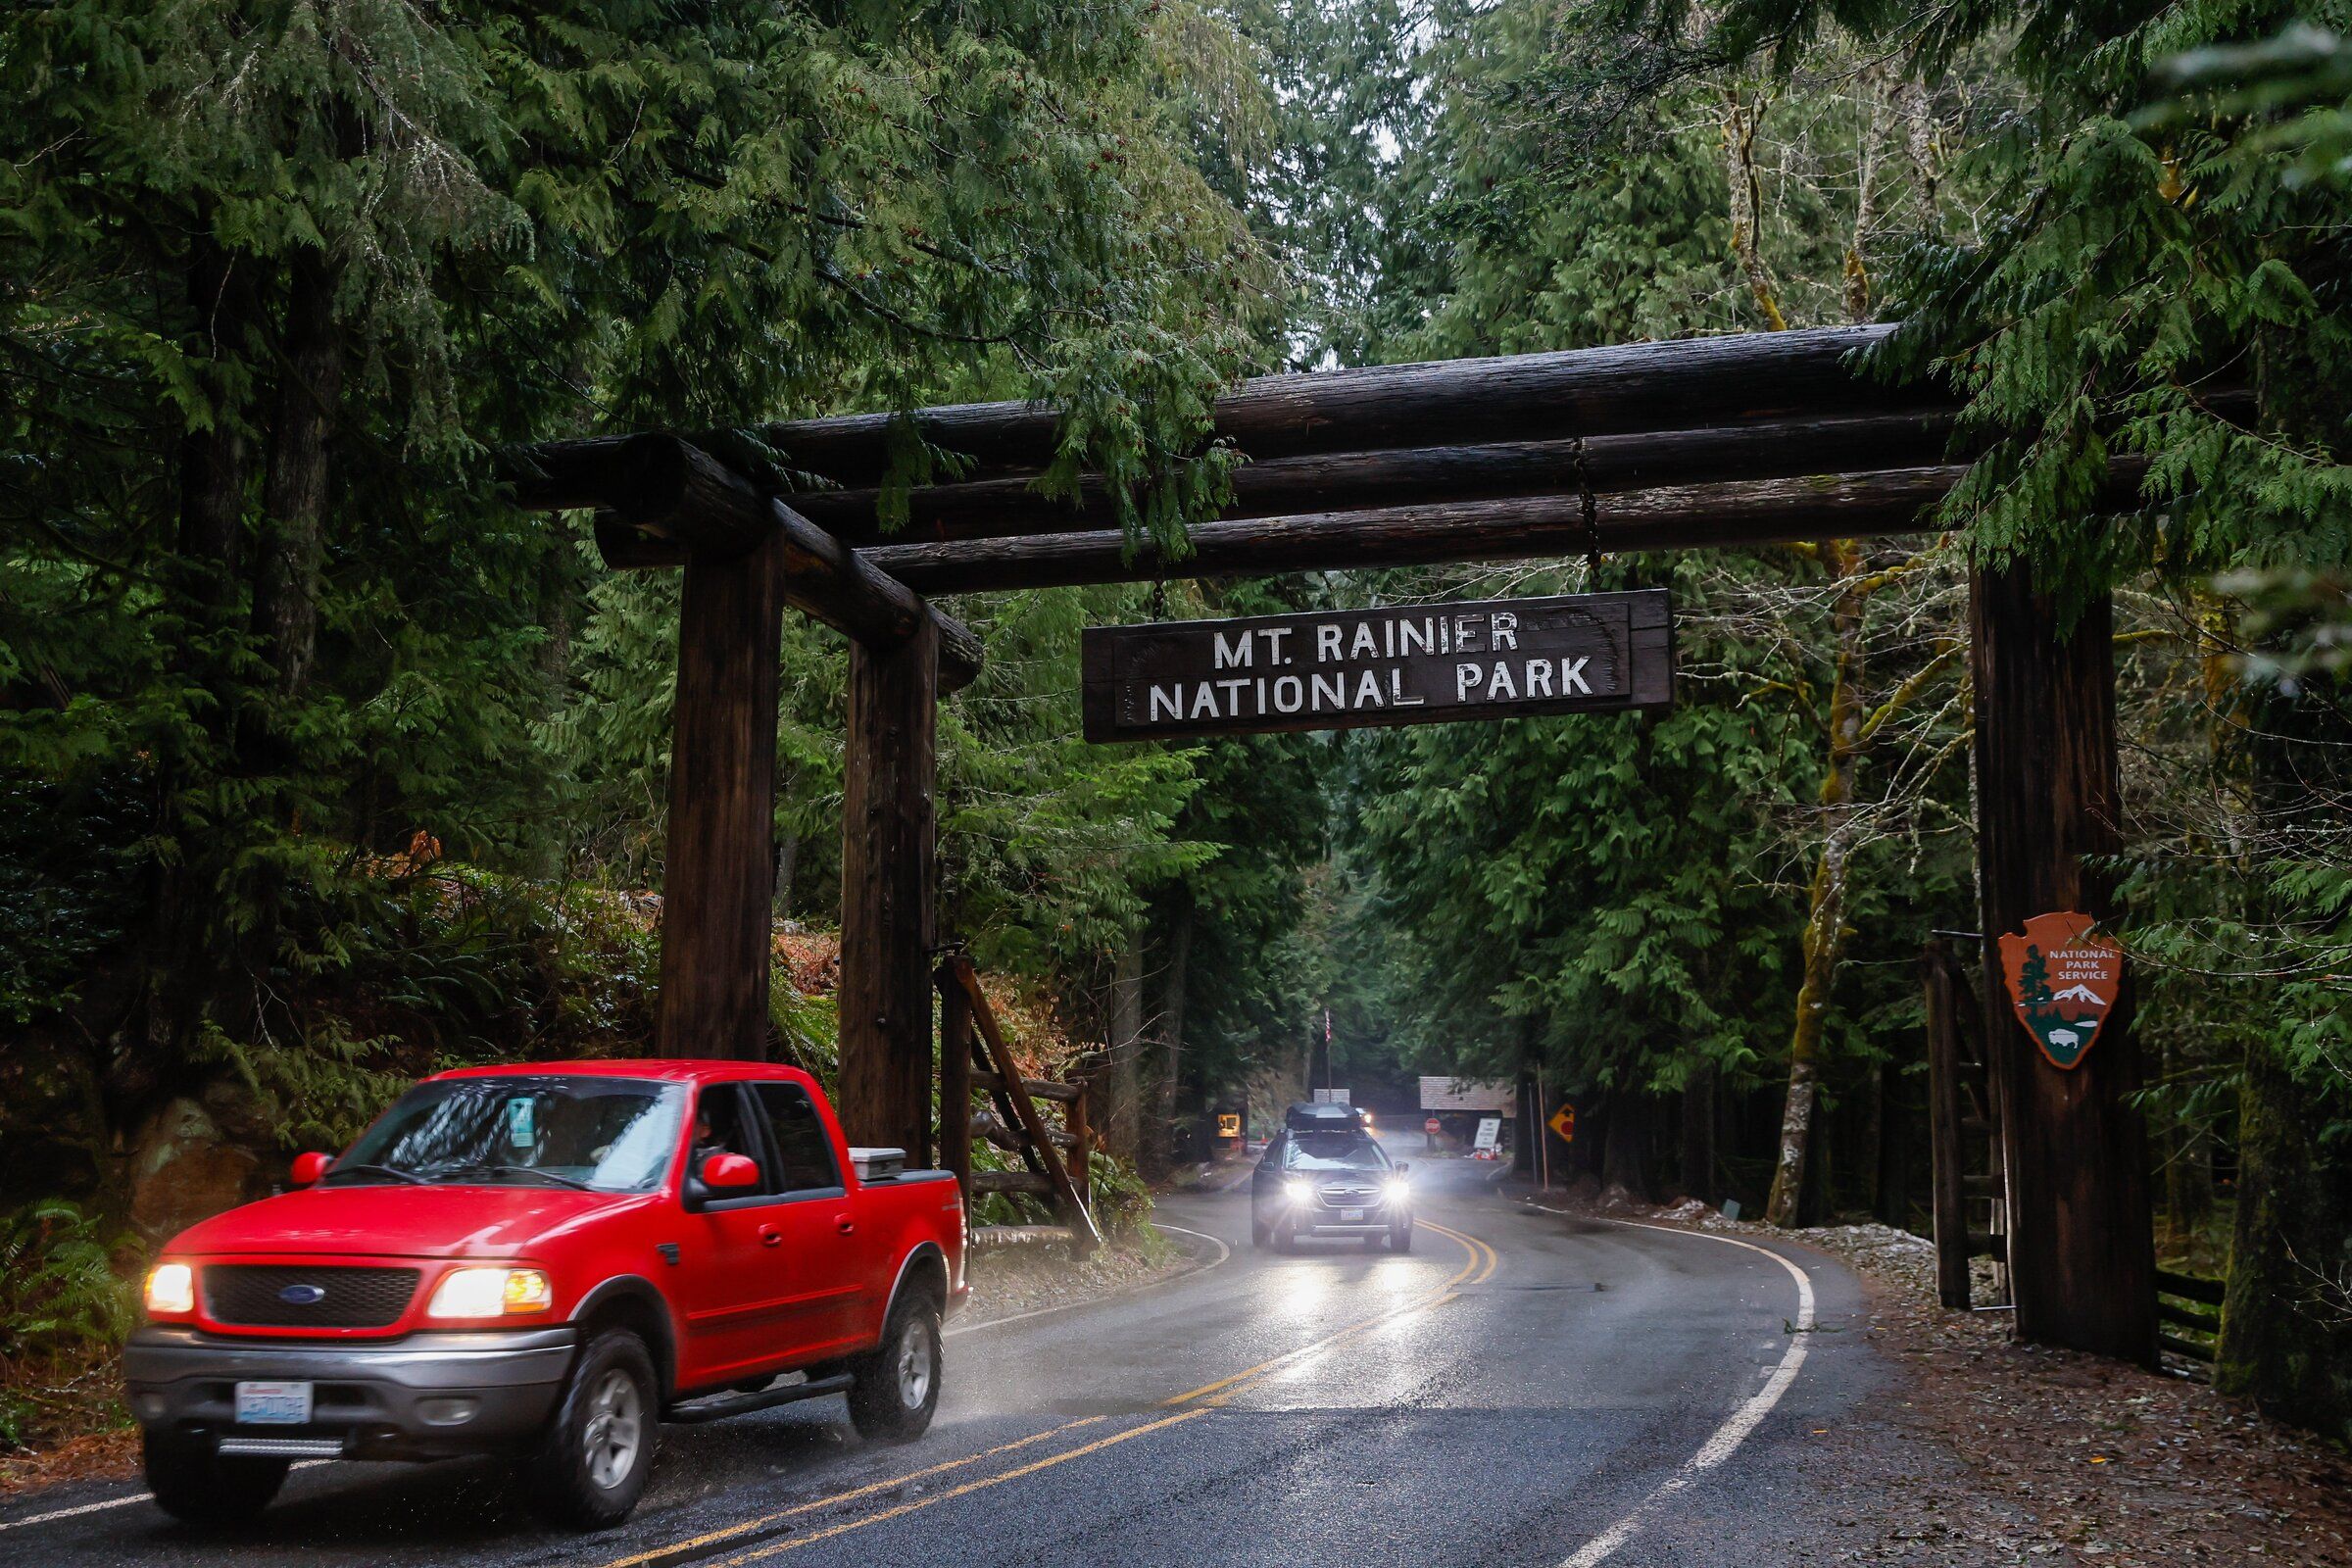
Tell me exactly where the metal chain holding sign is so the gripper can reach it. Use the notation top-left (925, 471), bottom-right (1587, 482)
top-left (1570, 435), bottom-right (1604, 580)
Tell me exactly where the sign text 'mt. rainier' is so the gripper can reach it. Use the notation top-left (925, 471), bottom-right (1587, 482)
top-left (1082, 589), bottom-right (1672, 742)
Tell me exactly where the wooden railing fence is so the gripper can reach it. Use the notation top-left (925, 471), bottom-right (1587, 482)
top-left (2155, 1269), bottom-right (2223, 1371)
top-left (936, 952), bottom-right (1102, 1255)
top-left (1925, 937), bottom-right (2008, 1310)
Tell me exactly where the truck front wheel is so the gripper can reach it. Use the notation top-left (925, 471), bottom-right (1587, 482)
top-left (848, 1292), bottom-right (941, 1443)
top-left (143, 1431), bottom-right (288, 1526)
top-left (519, 1329), bottom-right (659, 1529)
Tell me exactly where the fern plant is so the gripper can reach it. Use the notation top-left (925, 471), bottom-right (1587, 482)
top-left (0, 1201), bottom-right (135, 1448)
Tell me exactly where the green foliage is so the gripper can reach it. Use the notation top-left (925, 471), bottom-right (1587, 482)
top-left (940, 586), bottom-right (1218, 976)
top-left (1147, 582), bottom-right (1333, 1097)
top-left (0, 1202), bottom-right (133, 1358)
top-left (771, 981), bottom-right (841, 1089)
top-left (0, 1201), bottom-right (135, 1447)
top-left (0, 0), bottom-right (1274, 1214)
top-left (1086, 1148), bottom-right (1160, 1241)
top-left (1338, 560), bottom-right (1817, 1100)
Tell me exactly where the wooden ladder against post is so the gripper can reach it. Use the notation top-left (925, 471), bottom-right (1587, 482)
top-left (1926, 937), bottom-right (2007, 1309)
top-left (935, 953), bottom-right (1103, 1255)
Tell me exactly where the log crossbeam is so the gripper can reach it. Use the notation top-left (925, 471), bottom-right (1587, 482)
top-left (511, 328), bottom-right (1915, 515)
top-left (508, 433), bottom-right (981, 692)
top-left (749, 325), bottom-right (1913, 483)
top-left (866, 467), bottom-right (1965, 593)
top-left (787, 410), bottom-right (1957, 546)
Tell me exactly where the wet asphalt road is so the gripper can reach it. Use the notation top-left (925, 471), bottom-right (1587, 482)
top-left (0, 1147), bottom-right (1962, 1567)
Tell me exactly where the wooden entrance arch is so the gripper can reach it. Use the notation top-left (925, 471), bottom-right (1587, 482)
top-left (509, 323), bottom-right (2156, 1366)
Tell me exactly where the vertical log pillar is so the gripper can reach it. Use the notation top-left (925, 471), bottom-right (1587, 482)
top-left (657, 535), bottom-right (786, 1058)
top-left (1924, 939), bottom-right (1975, 1311)
top-left (837, 618), bottom-right (939, 1161)
top-left (1067, 1083), bottom-right (1093, 1214)
top-left (1970, 564), bottom-right (2156, 1364)
top-left (938, 964), bottom-right (974, 1204)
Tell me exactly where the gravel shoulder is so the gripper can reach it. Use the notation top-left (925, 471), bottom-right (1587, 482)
top-left (948, 1221), bottom-right (1217, 1333)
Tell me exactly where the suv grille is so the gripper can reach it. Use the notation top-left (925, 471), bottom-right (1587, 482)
top-left (1317, 1181), bottom-right (1384, 1208)
top-left (204, 1265), bottom-right (420, 1328)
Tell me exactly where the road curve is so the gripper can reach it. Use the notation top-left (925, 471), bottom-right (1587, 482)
top-left (2, 1156), bottom-right (1960, 1567)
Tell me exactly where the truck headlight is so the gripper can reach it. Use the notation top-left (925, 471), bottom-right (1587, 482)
top-left (1284, 1177), bottom-right (1316, 1205)
top-left (427, 1266), bottom-right (552, 1318)
top-left (144, 1262), bottom-right (195, 1316)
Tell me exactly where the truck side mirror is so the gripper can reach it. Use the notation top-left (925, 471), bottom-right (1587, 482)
top-left (290, 1152), bottom-right (333, 1187)
top-left (702, 1152), bottom-right (760, 1190)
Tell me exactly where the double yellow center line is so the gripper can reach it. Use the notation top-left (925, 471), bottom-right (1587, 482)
top-left (605, 1218), bottom-right (1500, 1568)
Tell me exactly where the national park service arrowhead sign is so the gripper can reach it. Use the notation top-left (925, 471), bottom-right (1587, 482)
top-left (1998, 911), bottom-right (2124, 1070)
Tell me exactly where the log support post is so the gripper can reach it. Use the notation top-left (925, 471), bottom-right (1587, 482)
top-left (939, 962), bottom-right (974, 1204)
top-left (1924, 939), bottom-right (1975, 1311)
top-left (657, 534), bottom-right (786, 1057)
top-left (1969, 564), bottom-right (2156, 1364)
top-left (1067, 1081), bottom-right (1093, 1215)
top-left (836, 619), bottom-right (940, 1161)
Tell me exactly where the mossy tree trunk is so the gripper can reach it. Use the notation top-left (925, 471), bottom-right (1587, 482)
top-left (1147, 901), bottom-right (1192, 1176)
top-left (1767, 541), bottom-right (1865, 1226)
top-left (2216, 1037), bottom-right (2352, 1445)
top-left (2217, 676), bottom-right (2352, 1439)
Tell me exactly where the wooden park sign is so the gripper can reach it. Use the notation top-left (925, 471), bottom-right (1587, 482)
top-left (1998, 910), bottom-right (2126, 1069)
top-left (1081, 589), bottom-right (1671, 742)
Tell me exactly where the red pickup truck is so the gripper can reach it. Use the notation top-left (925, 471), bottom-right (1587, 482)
top-left (123, 1060), bottom-right (967, 1529)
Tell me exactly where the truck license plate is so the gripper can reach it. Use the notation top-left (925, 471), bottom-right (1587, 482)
top-left (235, 1380), bottom-right (313, 1425)
top-left (1340, 1207), bottom-right (1365, 1222)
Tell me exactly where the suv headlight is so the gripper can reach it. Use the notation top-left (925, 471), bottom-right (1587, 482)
top-left (144, 1262), bottom-right (195, 1316)
top-left (1284, 1176), bottom-right (1316, 1204)
top-left (1384, 1176), bottom-right (1411, 1204)
top-left (427, 1266), bottom-right (553, 1318)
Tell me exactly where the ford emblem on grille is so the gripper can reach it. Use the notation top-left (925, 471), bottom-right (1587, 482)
top-left (278, 1283), bottom-right (326, 1306)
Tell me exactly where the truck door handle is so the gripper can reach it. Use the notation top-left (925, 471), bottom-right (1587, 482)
top-left (833, 1214), bottom-right (856, 1236)
top-left (759, 1225), bottom-right (783, 1248)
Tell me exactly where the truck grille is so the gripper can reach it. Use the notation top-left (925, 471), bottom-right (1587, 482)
top-left (204, 1264), bottom-right (420, 1328)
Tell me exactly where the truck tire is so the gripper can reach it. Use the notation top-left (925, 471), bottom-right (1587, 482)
top-left (518, 1329), bottom-right (659, 1530)
top-left (142, 1431), bottom-right (289, 1527)
top-left (847, 1291), bottom-right (941, 1444)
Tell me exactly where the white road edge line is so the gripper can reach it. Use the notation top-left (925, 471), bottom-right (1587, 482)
top-left (8, 1224), bottom-right (1239, 1534)
top-left (1544, 1214), bottom-right (1817, 1568)
top-left (945, 1222), bottom-right (1231, 1340)
top-left (0, 1460), bottom-right (331, 1533)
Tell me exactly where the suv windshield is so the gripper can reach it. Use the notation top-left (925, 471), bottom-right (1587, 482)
top-left (1283, 1132), bottom-right (1390, 1172)
top-left (330, 1076), bottom-right (687, 1193)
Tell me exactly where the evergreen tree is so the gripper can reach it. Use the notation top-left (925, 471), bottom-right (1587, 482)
top-left (0, 0), bottom-right (1272, 1218)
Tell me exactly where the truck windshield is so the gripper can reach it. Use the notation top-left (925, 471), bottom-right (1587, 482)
top-left (1284, 1132), bottom-right (1389, 1172)
top-left (330, 1077), bottom-right (687, 1193)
